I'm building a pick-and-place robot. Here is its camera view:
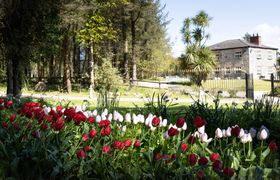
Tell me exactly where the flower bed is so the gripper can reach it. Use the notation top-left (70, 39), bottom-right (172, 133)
top-left (0, 98), bottom-right (279, 179)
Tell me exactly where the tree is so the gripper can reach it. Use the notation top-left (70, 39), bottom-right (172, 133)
top-left (1, 0), bottom-right (62, 97)
top-left (78, 13), bottom-right (117, 97)
top-left (180, 10), bottom-right (217, 86)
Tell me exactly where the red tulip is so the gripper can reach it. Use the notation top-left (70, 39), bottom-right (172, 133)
top-left (212, 160), bottom-right (223, 172)
top-left (112, 140), bottom-right (125, 150)
top-left (1, 121), bottom-right (8, 129)
top-left (41, 123), bottom-right (48, 130)
top-left (210, 153), bottom-right (220, 162)
top-left (56, 106), bottom-right (63, 112)
top-left (51, 117), bottom-right (65, 131)
top-left (193, 116), bottom-right (206, 128)
top-left (196, 170), bottom-right (205, 179)
top-left (176, 117), bottom-right (185, 128)
top-left (84, 145), bottom-right (91, 152)
top-left (188, 135), bottom-right (196, 144)
top-left (188, 153), bottom-right (198, 166)
top-left (100, 126), bottom-right (112, 137)
top-left (231, 126), bottom-right (241, 137)
top-left (82, 133), bottom-right (89, 141)
top-left (99, 120), bottom-right (111, 128)
top-left (269, 141), bottom-right (278, 151)
top-left (152, 117), bottom-right (160, 127)
top-left (102, 145), bottom-right (111, 154)
top-left (168, 127), bottom-right (178, 137)
top-left (76, 149), bottom-right (86, 159)
top-left (9, 114), bottom-right (16, 122)
top-left (133, 139), bottom-right (141, 148)
top-left (181, 143), bottom-right (188, 152)
top-left (87, 117), bottom-right (95, 124)
top-left (223, 167), bottom-right (235, 177)
top-left (124, 139), bottom-right (133, 148)
top-left (89, 129), bottom-right (97, 138)
top-left (4, 100), bottom-right (13, 108)
top-left (198, 157), bottom-right (208, 166)
top-left (13, 123), bottom-right (20, 130)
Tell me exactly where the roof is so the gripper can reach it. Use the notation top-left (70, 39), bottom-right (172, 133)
top-left (209, 39), bottom-right (278, 51)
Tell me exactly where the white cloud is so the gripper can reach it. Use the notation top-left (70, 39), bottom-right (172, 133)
top-left (252, 24), bottom-right (280, 49)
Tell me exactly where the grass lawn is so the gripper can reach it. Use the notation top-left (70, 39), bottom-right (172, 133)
top-left (201, 79), bottom-right (271, 92)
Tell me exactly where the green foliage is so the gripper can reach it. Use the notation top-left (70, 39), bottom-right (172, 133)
top-left (95, 58), bottom-right (122, 109)
top-left (95, 58), bottom-right (122, 92)
top-left (141, 92), bottom-right (179, 120)
top-left (78, 13), bottom-right (117, 46)
top-left (180, 11), bottom-right (217, 86)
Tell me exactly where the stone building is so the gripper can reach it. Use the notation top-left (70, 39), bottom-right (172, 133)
top-left (209, 34), bottom-right (278, 79)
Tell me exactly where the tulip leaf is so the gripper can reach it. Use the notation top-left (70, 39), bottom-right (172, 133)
top-left (264, 168), bottom-right (272, 178)
top-left (238, 167), bottom-right (248, 179)
top-left (261, 148), bottom-right (270, 159)
top-left (245, 152), bottom-right (256, 162)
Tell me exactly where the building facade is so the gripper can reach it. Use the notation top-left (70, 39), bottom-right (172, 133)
top-left (209, 35), bottom-right (278, 79)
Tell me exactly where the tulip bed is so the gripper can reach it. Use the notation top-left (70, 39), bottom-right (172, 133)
top-left (0, 98), bottom-right (279, 179)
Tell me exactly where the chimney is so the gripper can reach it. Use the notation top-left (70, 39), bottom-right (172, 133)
top-left (250, 34), bottom-right (261, 45)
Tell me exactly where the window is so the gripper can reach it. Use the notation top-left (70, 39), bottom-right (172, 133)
top-left (234, 51), bottom-right (242, 58)
top-left (257, 66), bottom-right (262, 75)
top-left (268, 55), bottom-right (273, 60)
top-left (226, 67), bottom-right (230, 74)
top-left (216, 54), bottom-right (220, 60)
top-left (236, 67), bottom-right (242, 74)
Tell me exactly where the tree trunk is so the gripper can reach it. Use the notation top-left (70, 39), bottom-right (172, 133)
top-left (62, 34), bottom-right (72, 93)
top-left (12, 55), bottom-right (22, 97)
top-left (89, 44), bottom-right (94, 88)
top-left (6, 58), bottom-right (13, 96)
top-left (49, 54), bottom-right (54, 78)
top-left (122, 14), bottom-right (129, 82)
top-left (88, 44), bottom-right (95, 99)
top-left (131, 11), bottom-right (137, 82)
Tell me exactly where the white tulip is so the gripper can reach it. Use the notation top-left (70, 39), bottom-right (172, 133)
top-left (257, 126), bottom-right (269, 140)
top-left (215, 128), bottom-right (223, 138)
top-left (132, 114), bottom-right (138, 124)
top-left (182, 122), bottom-right (187, 130)
top-left (198, 125), bottom-right (205, 134)
top-left (113, 111), bottom-right (119, 121)
top-left (222, 129), bottom-right (226, 137)
top-left (163, 131), bottom-right (170, 139)
top-left (96, 115), bottom-right (101, 123)
top-left (118, 115), bottom-right (124, 122)
top-left (139, 115), bottom-right (145, 123)
top-left (193, 131), bottom-right (201, 138)
top-left (83, 111), bottom-right (89, 118)
top-left (44, 107), bottom-right (51, 114)
top-left (103, 108), bottom-right (108, 116)
top-left (226, 127), bottom-right (232, 137)
top-left (76, 106), bottom-right (82, 112)
top-left (240, 134), bottom-right (247, 144)
top-left (162, 119), bottom-right (168, 127)
top-left (201, 133), bottom-right (208, 142)
top-left (247, 133), bottom-right (253, 142)
top-left (125, 113), bottom-right (131, 123)
top-left (150, 126), bottom-right (156, 131)
top-left (92, 109), bottom-right (98, 116)
top-left (122, 125), bottom-right (127, 132)
top-left (107, 113), bottom-right (112, 121)
top-left (239, 128), bottom-right (245, 138)
top-left (101, 114), bottom-right (107, 120)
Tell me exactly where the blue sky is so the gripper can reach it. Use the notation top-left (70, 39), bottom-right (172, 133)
top-left (161, 0), bottom-right (280, 57)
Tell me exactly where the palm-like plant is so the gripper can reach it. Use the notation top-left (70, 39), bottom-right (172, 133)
top-left (181, 11), bottom-right (217, 86)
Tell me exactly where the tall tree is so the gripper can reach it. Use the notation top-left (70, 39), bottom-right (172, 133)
top-left (180, 10), bottom-right (217, 86)
top-left (78, 13), bottom-right (116, 96)
top-left (1, 0), bottom-right (61, 96)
